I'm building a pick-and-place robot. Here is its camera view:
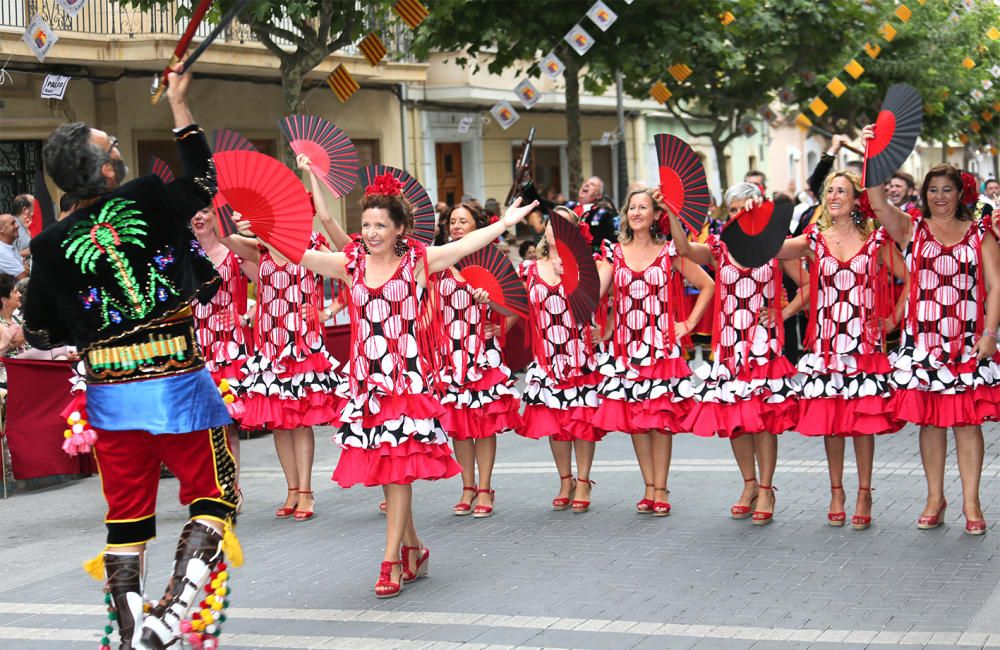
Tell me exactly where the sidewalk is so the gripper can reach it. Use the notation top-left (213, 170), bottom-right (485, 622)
top-left (3, 422), bottom-right (1000, 649)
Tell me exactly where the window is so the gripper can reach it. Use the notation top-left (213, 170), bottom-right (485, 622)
top-left (0, 140), bottom-right (43, 213)
top-left (137, 138), bottom-right (277, 178)
top-left (344, 139), bottom-right (381, 234)
top-left (513, 144), bottom-right (562, 200)
top-left (591, 145), bottom-right (613, 201)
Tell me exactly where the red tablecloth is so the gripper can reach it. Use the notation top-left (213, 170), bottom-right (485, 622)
top-left (4, 358), bottom-right (97, 480)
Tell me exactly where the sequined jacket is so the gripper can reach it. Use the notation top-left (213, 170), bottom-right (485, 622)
top-left (23, 124), bottom-right (219, 351)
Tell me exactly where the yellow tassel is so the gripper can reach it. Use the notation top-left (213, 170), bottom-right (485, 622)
top-left (222, 523), bottom-right (243, 567)
top-left (83, 548), bottom-right (107, 581)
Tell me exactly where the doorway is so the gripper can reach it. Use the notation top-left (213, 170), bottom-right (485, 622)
top-left (435, 143), bottom-right (464, 206)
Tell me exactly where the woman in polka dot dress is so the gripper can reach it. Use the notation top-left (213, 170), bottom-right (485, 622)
top-left (222, 228), bottom-right (347, 523)
top-left (866, 153), bottom-right (1000, 535)
top-left (516, 206), bottom-right (605, 514)
top-left (191, 206), bottom-right (257, 472)
top-left (593, 188), bottom-right (714, 516)
top-left (439, 201), bottom-right (523, 518)
top-left (666, 183), bottom-right (806, 525)
top-left (238, 179), bottom-right (537, 598)
top-left (776, 170), bottom-right (907, 529)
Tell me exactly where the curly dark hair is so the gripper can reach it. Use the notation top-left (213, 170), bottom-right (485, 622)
top-left (43, 122), bottom-right (111, 199)
top-left (0, 273), bottom-right (16, 301)
top-left (920, 163), bottom-right (972, 222)
top-left (361, 192), bottom-right (413, 233)
top-left (444, 200), bottom-right (490, 236)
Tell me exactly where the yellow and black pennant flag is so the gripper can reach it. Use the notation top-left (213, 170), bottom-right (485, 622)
top-left (326, 64), bottom-right (360, 103)
top-left (359, 32), bottom-right (387, 67)
top-left (393, 0), bottom-right (429, 29)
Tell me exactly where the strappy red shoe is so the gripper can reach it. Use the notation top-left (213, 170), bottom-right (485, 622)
top-left (453, 486), bottom-right (477, 516)
top-left (636, 483), bottom-right (655, 514)
top-left (294, 490), bottom-right (315, 521)
top-left (275, 487), bottom-right (298, 519)
top-left (917, 499), bottom-right (946, 530)
top-left (473, 488), bottom-right (496, 518)
top-left (851, 487), bottom-right (873, 530)
top-left (375, 560), bottom-right (404, 598)
top-left (731, 476), bottom-right (757, 520)
top-left (965, 518), bottom-right (987, 535)
top-left (652, 486), bottom-right (671, 517)
top-left (401, 545), bottom-right (430, 583)
top-left (828, 484), bottom-right (846, 527)
top-left (571, 478), bottom-right (595, 513)
top-left (552, 474), bottom-right (575, 511)
top-left (751, 485), bottom-right (776, 526)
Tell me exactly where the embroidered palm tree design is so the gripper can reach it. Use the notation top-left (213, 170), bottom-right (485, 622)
top-left (63, 198), bottom-right (151, 320)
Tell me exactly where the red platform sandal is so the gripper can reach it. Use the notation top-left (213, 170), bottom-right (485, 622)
top-left (851, 487), bottom-right (873, 531)
top-left (571, 478), bottom-right (595, 513)
top-left (275, 487), bottom-right (298, 519)
top-left (401, 545), bottom-right (430, 583)
top-left (552, 474), bottom-right (575, 511)
top-left (917, 500), bottom-right (947, 530)
top-left (751, 485), bottom-right (776, 526)
top-left (375, 560), bottom-right (404, 598)
top-left (637, 483), bottom-right (655, 514)
top-left (828, 484), bottom-right (846, 527)
top-left (472, 489), bottom-right (496, 518)
top-left (731, 477), bottom-right (757, 520)
top-left (294, 489), bottom-right (315, 522)
top-left (453, 486), bottom-right (477, 516)
top-left (652, 486), bottom-right (671, 517)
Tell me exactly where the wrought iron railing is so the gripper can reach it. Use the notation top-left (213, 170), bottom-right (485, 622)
top-left (1, 0), bottom-right (414, 59)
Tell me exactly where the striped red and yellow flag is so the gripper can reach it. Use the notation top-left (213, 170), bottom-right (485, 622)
top-left (988, 26), bottom-right (1000, 41)
top-left (719, 11), bottom-right (735, 26)
top-left (667, 63), bottom-right (692, 83)
top-left (326, 64), bottom-right (359, 103)
top-left (650, 81), bottom-right (672, 104)
top-left (895, 5), bottom-right (912, 22)
top-left (393, 0), bottom-right (429, 29)
top-left (864, 41), bottom-right (881, 59)
top-left (359, 32), bottom-right (387, 67)
top-left (879, 22), bottom-right (897, 42)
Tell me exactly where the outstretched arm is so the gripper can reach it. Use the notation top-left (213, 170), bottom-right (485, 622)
top-left (776, 234), bottom-right (811, 261)
top-left (425, 198), bottom-right (538, 274)
top-left (674, 258), bottom-right (714, 338)
top-left (232, 213), bottom-right (349, 282)
top-left (299, 153), bottom-right (351, 251)
top-left (860, 126), bottom-right (912, 246)
top-left (220, 230), bottom-right (261, 264)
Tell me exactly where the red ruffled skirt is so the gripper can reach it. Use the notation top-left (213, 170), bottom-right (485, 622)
top-left (242, 390), bottom-right (343, 430)
top-left (891, 385), bottom-right (1000, 428)
top-left (797, 395), bottom-right (901, 436)
top-left (592, 396), bottom-right (691, 434)
top-left (685, 396), bottom-right (797, 438)
top-left (517, 405), bottom-right (605, 442)
top-left (333, 437), bottom-right (462, 487)
top-left (440, 394), bottom-right (523, 440)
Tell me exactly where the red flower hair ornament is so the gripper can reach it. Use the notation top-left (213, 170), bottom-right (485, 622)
top-left (961, 171), bottom-right (979, 209)
top-left (364, 172), bottom-right (404, 198)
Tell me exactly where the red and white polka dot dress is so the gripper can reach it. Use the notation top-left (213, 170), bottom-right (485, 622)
top-left (239, 233), bottom-right (347, 430)
top-left (515, 260), bottom-right (604, 442)
top-left (795, 225), bottom-right (901, 436)
top-left (332, 240), bottom-right (463, 487)
top-left (890, 217), bottom-right (1000, 426)
top-left (685, 236), bottom-right (798, 437)
top-left (435, 269), bottom-right (523, 440)
top-left (192, 249), bottom-right (251, 421)
top-left (592, 241), bottom-right (696, 434)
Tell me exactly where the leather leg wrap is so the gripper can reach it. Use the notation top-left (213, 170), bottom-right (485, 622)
top-left (104, 552), bottom-right (144, 650)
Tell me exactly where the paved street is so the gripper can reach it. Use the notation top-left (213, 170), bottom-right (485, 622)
top-left (4, 421), bottom-right (1000, 649)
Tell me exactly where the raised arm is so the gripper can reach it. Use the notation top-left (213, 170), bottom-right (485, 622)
top-left (299, 154), bottom-right (351, 251)
top-left (231, 213), bottom-right (349, 282)
top-left (220, 230), bottom-right (261, 265)
top-left (426, 198), bottom-right (538, 274)
top-left (674, 258), bottom-right (714, 338)
top-left (666, 206), bottom-right (714, 267)
top-left (860, 126), bottom-right (911, 246)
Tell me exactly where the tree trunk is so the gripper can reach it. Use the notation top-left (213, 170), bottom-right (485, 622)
top-left (563, 56), bottom-right (583, 200)
top-left (712, 137), bottom-right (730, 192)
top-left (279, 65), bottom-right (306, 169)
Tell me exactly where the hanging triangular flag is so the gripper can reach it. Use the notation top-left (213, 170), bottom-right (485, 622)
top-left (757, 105), bottom-right (777, 123)
top-left (972, 89), bottom-right (985, 102)
top-left (541, 52), bottom-right (565, 79)
top-left (739, 120), bottom-right (757, 136)
top-left (879, 23), bottom-right (897, 41)
top-left (826, 78), bottom-right (847, 98)
top-left (668, 63), bottom-right (692, 83)
top-left (959, 134), bottom-right (970, 145)
top-left (490, 100), bottom-right (520, 130)
top-left (844, 59), bottom-right (864, 79)
top-left (983, 110), bottom-right (993, 123)
top-left (894, 5), bottom-right (912, 22)
top-left (358, 32), bottom-right (387, 67)
top-left (991, 64), bottom-right (1000, 78)
top-left (983, 79), bottom-right (994, 91)
top-left (650, 81), bottom-right (672, 104)
top-left (393, 0), bottom-right (429, 29)
top-left (326, 64), bottom-right (359, 103)
top-left (586, 1), bottom-right (617, 32)
top-left (514, 78), bottom-right (540, 109)
top-left (720, 11), bottom-right (735, 26)
top-left (994, 101), bottom-right (1000, 112)
top-left (971, 120), bottom-right (982, 133)
top-left (564, 24), bottom-right (595, 55)
top-left (864, 42), bottom-right (881, 59)
top-left (948, 11), bottom-right (961, 23)
top-left (21, 14), bottom-right (58, 62)
top-left (55, 0), bottom-right (86, 18)
top-left (809, 97), bottom-right (828, 117)
top-left (963, 57), bottom-right (976, 69)
top-left (795, 113), bottom-right (813, 130)
top-left (988, 26), bottom-right (1000, 41)
top-left (962, 0), bottom-right (975, 11)
top-left (801, 70), bottom-right (817, 86)
top-left (778, 87), bottom-right (796, 104)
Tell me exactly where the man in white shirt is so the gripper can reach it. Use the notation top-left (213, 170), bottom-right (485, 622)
top-left (0, 214), bottom-right (27, 280)
top-left (11, 194), bottom-right (33, 258)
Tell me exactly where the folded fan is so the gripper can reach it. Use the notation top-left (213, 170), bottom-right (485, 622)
top-left (149, 157), bottom-right (175, 184)
top-left (454, 244), bottom-right (530, 319)
top-left (359, 165), bottom-right (435, 244)
top-left (213, 150), bottom-right (313, 264)
top-left (279, 114), bottom-right (360, 198)
top-left (863, 83), bottom-right (922, 188)
top-left (654, 133), bottom-right (710, 234)
top-left (551, 213), bottom-right (600, 323)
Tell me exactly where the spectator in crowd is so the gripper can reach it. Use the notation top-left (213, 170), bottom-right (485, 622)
top-left (11, 194), bottom-right (33, 262)
top-left (744, 170), bottom-right (767, 193)
top-left (886, 172), bottom-right (920, 215)
top-left (57, 193), bottom-right (76, 221)
top-left (985, 178), bottom-right (1000, 208)
top-left (0, 274), bottom-right (30, 388)
top-left (0, 214), bottom-right (27, 280)
top-left (518, 239), bottom-right (537, 262)
top-left (484, 198), bottom-right (501, 218)
top-left (434, 201), bottom-right (450, 245)
top-left (567, 176), bottom-right (617, 249)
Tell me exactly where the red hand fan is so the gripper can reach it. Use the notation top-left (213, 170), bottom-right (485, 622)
top-left (213, 150), bottom-right (313, 263)
top-left (454, 244), bottom-right (530, 319)
top-left (149, 157), bottom-right (175, 183)
top-left (655, 134), bottom-right (710, 234)
top-left (211, 129), bottom-right (257, 234)
top-left (279, 114), bottom-right (360, 198)
top-left (721, 199), bottom-right (794, 268)
top-left (552, 212), bottom-right (600, 323)
top-left (863, 84), bottom-right (922, 189)
top-left (359, 165), bottom-right (435, 244)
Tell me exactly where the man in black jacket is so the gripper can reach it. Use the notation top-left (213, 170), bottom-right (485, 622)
top-left (24, 68), bottom-right (238, 650)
